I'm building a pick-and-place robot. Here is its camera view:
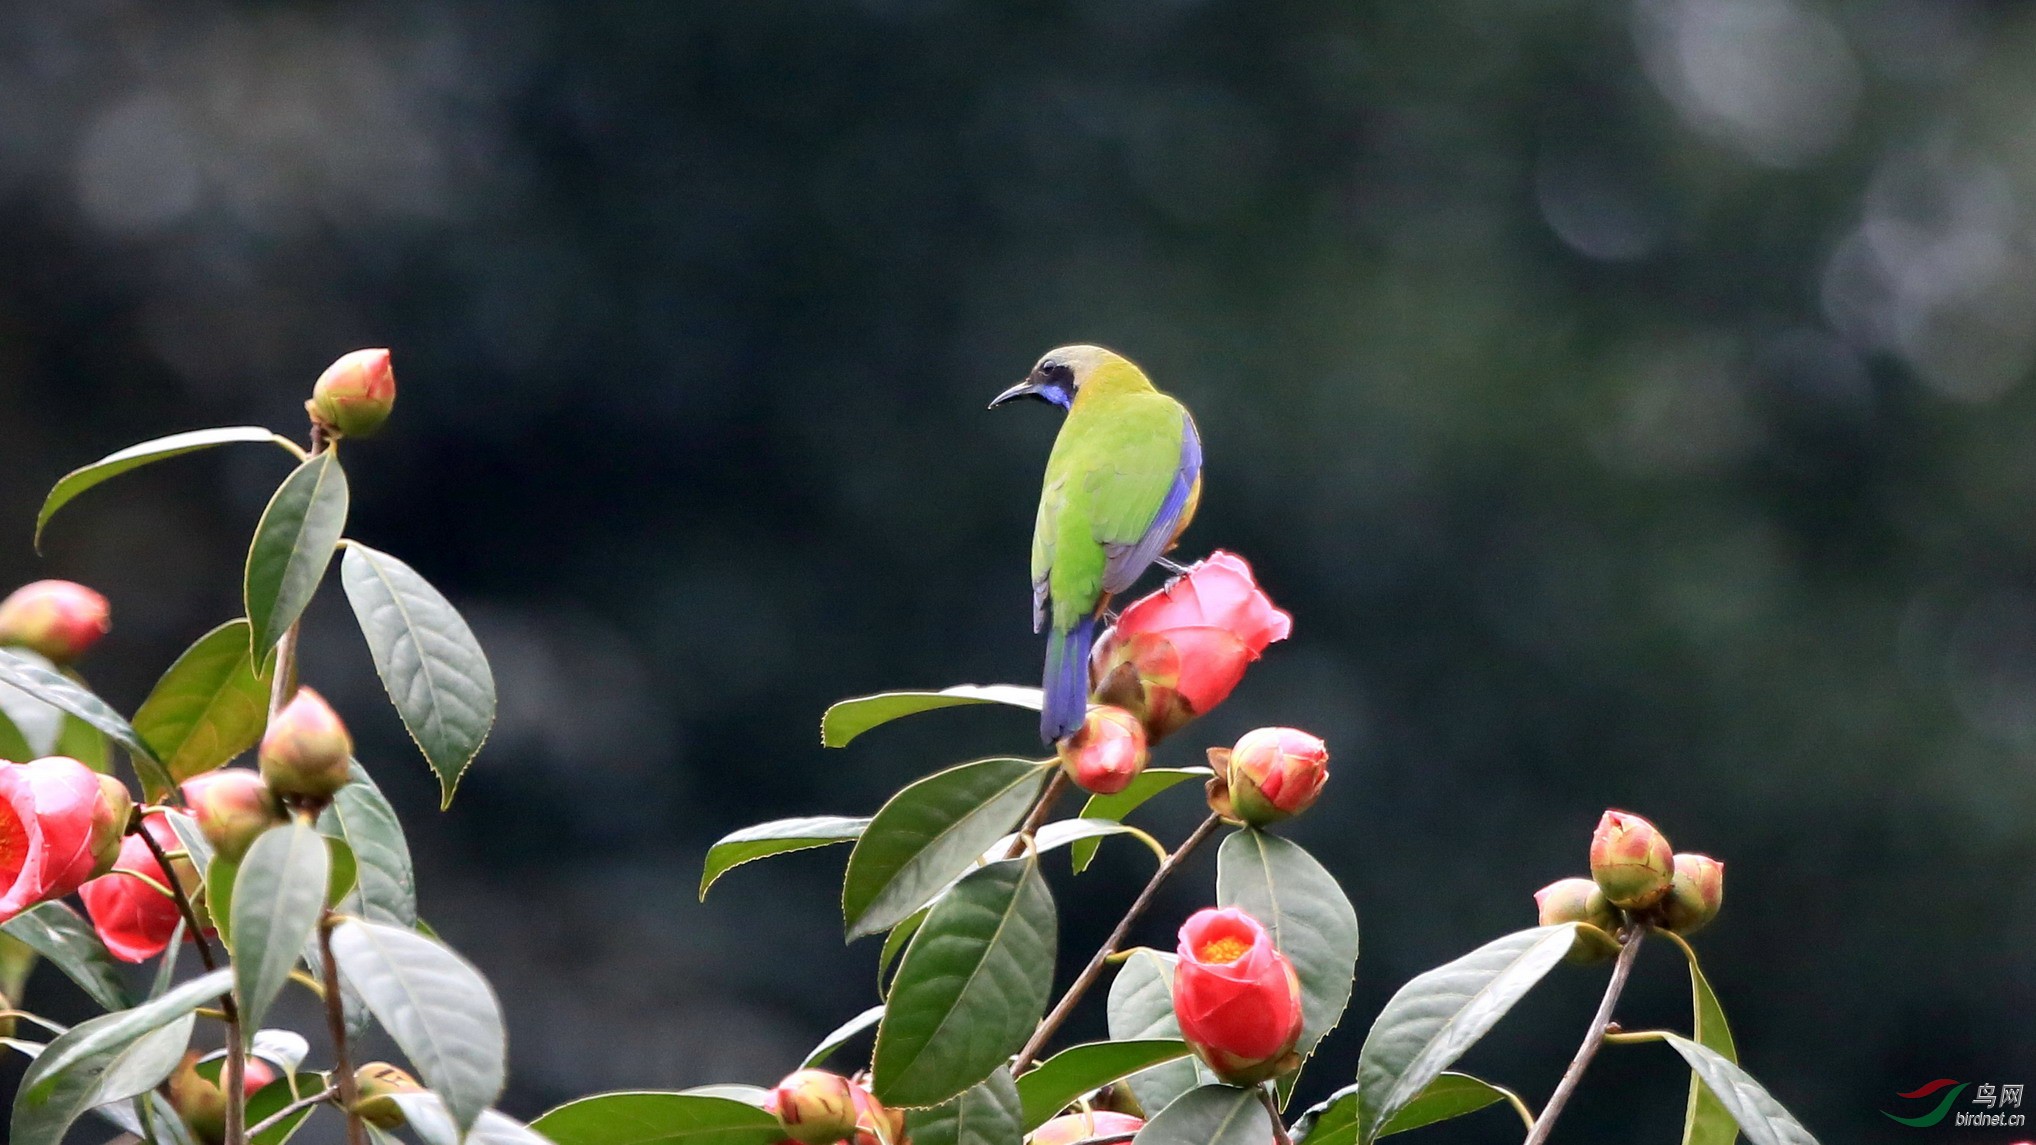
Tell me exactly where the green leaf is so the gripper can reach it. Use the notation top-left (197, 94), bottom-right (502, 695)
top-left (0, 653), bottom-right (64, 756)
top-left (1217, 829), bottom-right (1359, 1057)
top-left (1675, 943), bottom-right (1741, 1145)
top-left (1293, 1075), bottom-right (1520, 1145)
top-left (1353, 925), bottom-right (1576, 1144)
top-left (879, 909), bottom-right (925, 991)
top-left (247, 1071), bottom-right (327, 1145)
top-left (909, 1068), bottom-right (1023, 1145)
top-left (11, 1012), bottom-right (196, 1145)
top-left (55, 713), bottom-right (109, 773)
top-left (326, 835), bottom-right (359, 907)
top-left (1017, 1040), bottom-right (1192, 1131)
top-left (803, 1003), bottom-right (885, 1070)
top-left (1070, 768), bottom-right (1209, 874)
top-left (0, 705), bottom-right (35, 760)
top-left (246, 451), bottom-right (349, 657)
top-left (36, 426), bottom-right (298, 550)
top-left (843, 757), bottom-right (1050, 940)
top-left (873, 855), bottom-right (1056, 1108)
top-left (701, 816), bottom-right (869, 900)
top-left (22, 967), bottom-right (229, 1100)
top-left (133, 619), bottom-right (275, 782)
top-left (0, 649), bottom-right (173, 798)
top-left (205, 853), bottom-right (240, 943)
top-left (339, 542), bottom-right (497, 808)
top-left (1131, 1085), bottom-right (1269, 1145)
top-left (1, 901), bottom-right (134, 1011)
top-left (167, 809), bottom-right (217, 877)
top-left (1106, 949), bottom-right (1208, 1117)
top-left (231, 821), bottom-right (331, 1033)
top-left (1027, 818), bottom-right (1162, 862)
top-left (1659, 1035), bottom-right (1819, 1145)
top-left (533, 1092), bottom-right (790, 1145)
top-left (317, 764), bottom-right (418, 927)
top-left (822, 686), bottom-right (1043, 748)
top-left (329, 918), bottom-right (506, 1133)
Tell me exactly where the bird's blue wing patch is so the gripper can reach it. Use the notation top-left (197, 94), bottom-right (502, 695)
top-left (1101, 414), bottom-right (1201, 595)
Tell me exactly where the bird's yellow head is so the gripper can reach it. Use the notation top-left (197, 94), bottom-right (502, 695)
top-left (989, 345), bottom-right (1151, 411)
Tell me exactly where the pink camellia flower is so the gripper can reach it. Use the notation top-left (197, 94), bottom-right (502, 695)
top-left (79, 813), bottom-right (191, 962)
top-left (0, 580), bottom-right (110, 664)
top-left (847, 1084), bottom-right (907, 1145)
top-left (1587, 810), bottom-right (1674, 910)
top-left (181, 768), bottom-right (281, 862)
top-left (1029, 1112), bottom-right (1144, 1145)
top-left (259, 687), bottom-right (354, 803)
top-left (0, 756), bottom-right (113, 921)
top-left (765, 1070), bottom-right (860, 1145)
top-left (1172, 906), bottom-right (1304, 1085)
top-left (310, 348), bottom-right (396, 438)
top-left (1056, 706), bottom-right (1148, 796)
top-left (170, 1051), bottom-right (279, 1145)
top-left (1659, 853), bottom-right (1725, 935)
top-left (1222, 727), bottom-right (1328, 826)
top-left (1090, 552), bottom-right (1291, 742)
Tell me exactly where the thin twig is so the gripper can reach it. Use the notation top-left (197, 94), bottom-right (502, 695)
top-left (1012, 813), bottom-right (1223, 1073)
top-left (1259, 1086), bottom-right (1294, 1145)
top-left (320, 916), bottom-right (369, 1145)
top-left (1004, 770), bottom-right (1069, 860)
top-left (1522, 927), bottom-right (1646, 1145)
top-left (136, 824), bottom-right (248, 1145)
top-left (245, 1085), bottom-right (340, 1139)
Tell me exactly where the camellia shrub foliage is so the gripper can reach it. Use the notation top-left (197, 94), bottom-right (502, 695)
top-left (0, 351), bottom-right (1822, 1145)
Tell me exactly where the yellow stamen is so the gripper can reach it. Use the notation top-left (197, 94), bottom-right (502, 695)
top-left (1199, 936), bottom-right (1251, 964)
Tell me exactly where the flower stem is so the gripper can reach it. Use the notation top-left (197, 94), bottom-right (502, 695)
top-left (137, 824), bottom-right (247, 1145)
top-left (1259, 1086), bottom-right (1293, 1145)
top-left (1011, 813), bottom-right (1223, 1073)
top-left (320, 914), bottom-right (369, 1145)
top-left (1004, 770), bottom-right (1069, 860)
top-left (246, 1086), bottom-right (340, 1139)
top-left (1522, 926), bottom-right (1645, 1145)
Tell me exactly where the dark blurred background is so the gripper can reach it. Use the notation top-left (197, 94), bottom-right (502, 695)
top-left (1, 0), bottom-right (2031, 1141)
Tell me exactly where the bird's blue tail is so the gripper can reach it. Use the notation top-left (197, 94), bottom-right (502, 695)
top-left (1041, 616), bottom-right (1096, 743)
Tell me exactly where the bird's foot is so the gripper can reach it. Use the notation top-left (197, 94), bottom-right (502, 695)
top-left (1156, 556), bottom-right (1192, 576)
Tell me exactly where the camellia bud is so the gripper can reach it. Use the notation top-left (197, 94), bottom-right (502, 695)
top-left (353, 1062), bottom-right (426, 1130)
top-left (1588, 809), bottom-right (1674, 909)
top-left (1172, 906), bottom-right (1304, 1085)
top-left (1030, 1112), bottom-right (1144, 1145)
top-left (181, 768), bottom-right (283, 862)
top-left (1659, 853), bottom-right (1725, 935)
top-left (169, 1051), bottom-right (277, 1145)
top-left (1222, 727), bottom-right (1328, 826)
top-left (309, 348), bottom-right (396, 438)
top-left (1534, 876), bottom-right (1620, 963)
top-left (89, 774), bottom-right (133, 877)
top-left (848, 1084), bottom-right (907, 1145)
top-left (0, 580), bottom-right (110, 664)
top-left (764, 1070), bottom-right (860, 1145)
top-left (259, 688), bottom-right (353, 803)
top-left (1055, 706), bottom-right (1148, 796)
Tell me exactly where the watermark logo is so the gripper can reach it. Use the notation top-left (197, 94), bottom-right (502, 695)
top-left (1884, 1079), bottom-right (2025, 1129)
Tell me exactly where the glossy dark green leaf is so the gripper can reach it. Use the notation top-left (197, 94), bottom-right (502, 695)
top-left (0, 652), bottom-right (64, 756)
top-left (1677, 943), bottom-right (1741, 1145)
top-left (1131, 1085), bottom-right (1269, 1145)
top-left (247, 1070), bottom-right (327, 1145)
top-left (533, 1092), bottom-right (790, 1145)
top-left (317, 764), bottom-right (417, 927)
top-left (245, 450), bottom-right (349, 656)
top-left (909, 1068), bottom-right (1022, 1145)
top-left (55, 714), bottom-right (109, 773)
top-left (1070, 767), bottom-right (1209, 874)
top-left (0, 706), bottom-right (35, 760)
top-left (701, 816), bottom-right (869, 900)
top-left (340, 542), bottom-right (497, 808)
top-left (326, 835), bottom-right (359, 907)
top-left (11, 1012), bottom-right (195, 1145)
top-left (1353, 925), bottom-right (1575, 1144)
top-left (205, 853), bottom-right (239, 944)
top-left (1106, 949), bottom-right (1207, 1116)
top-left (0, 649), bottom-right (173, 798)
top-left (166, 809), bottom-right (216, 877)
top-left (822, 686), bottom-right (1043, 748)
top-left (872, 856), bottom-right (1056, 1108)
top-left (1, 901), bottom-right (133, 1011)
top-left (843, 757), bottom-right (1050, 940)
top-left (879, 909), bottom-right (925, 991)
top-left (1217, 829), bottom-right (1359, 1057)
top-left (24, 967), bottom-right (229, 1097)
top-left (36, 426), bottom-right (298, 550)
top-left (1293, 1074), bottom-right (1520, 1145)
top-left (1017, 1040), bottom-right (1192, 1130)
top-left (133, 619), bottom-right (274, 782)
top-left (803, 1003), bottom-right (885, 1070)
top-left (330, 919), bottom-right (506, 1133)
top-left (1659, 1035), bottom-right (1818, 1145)
top-left (231, 821), bottom-right (331, 1034)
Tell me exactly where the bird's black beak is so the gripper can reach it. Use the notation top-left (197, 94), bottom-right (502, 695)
top-left (990, 379), bottom-right (1043, 409)
top-left (990, 371), bottom-right (1071, 410)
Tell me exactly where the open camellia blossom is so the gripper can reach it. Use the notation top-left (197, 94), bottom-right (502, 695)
top-left (1029, 1112), bottom-right (1143, 1145)
top-left (1090, 551), bottom-right (1292, 742)
top-left (0, 755), bottom-right (114, 922)
top-left (1172, 906), bottom-right (1304, 1085)
top-left (78, 812), bottom-right (189, 962)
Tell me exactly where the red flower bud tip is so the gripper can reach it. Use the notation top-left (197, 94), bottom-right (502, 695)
top-left (1659, 853), bottom-right (1725, 935)
top-left (89, 774), bottom-right (134, 877)
top-left (79, 813), bottom-right (197, 962)
top-left (259, 687), bottom-right (354, 803)
top-left (848, 1084), bottom-right (908, 1145)
top-left (310, 348), bottom-right (396, 438)
top-left (1090, 551), bottom-right (1292, 742)
top-left (1030, 1112), bottom-right (1144, 1145)
top-left (170, 1051), bottom-right (278, 1145)
top-left (181, 768), bottom-right (282, 862)
top-left (1588, 809), bottom-right (1674, 909)
top-left (1056, 706), bottom-right (1149, 795)
top-left (1172, 906), bottom-right (1304, 1085)
top-left (0, 756), bottom-right (113, 922)
top-left (353, 1062), bottom-right (426, 1130)
top-left (1534, 876), bottom-right (1621, 963)
top-left (1225, 727), bottom-right (1328, 826)
top-left (0, 580), bottom-right (110, 665)
top-left (765, 1070), bottom-right (860, 1145)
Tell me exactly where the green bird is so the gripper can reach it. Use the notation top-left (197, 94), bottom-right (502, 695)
top-left (991, 345), bottom-right (1203, 743)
